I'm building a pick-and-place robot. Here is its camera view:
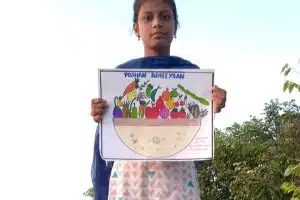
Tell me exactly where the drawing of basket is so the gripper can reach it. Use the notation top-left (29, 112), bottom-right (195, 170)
top-left (113, 118), bottom-right (202, 158)
top-left (111, 81), bottom-right (208, 158)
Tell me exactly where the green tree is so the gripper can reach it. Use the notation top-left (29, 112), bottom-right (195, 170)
top-left (83, 187), bottom-right (94, 200)
top-left (281, 164), bottom-right (300, 200)
top-left (281, 59), bottom-right (300, 93)
top-left (280, 59), bottom-right (300, 200)
top-left (280, 114), bottom-right (300, 199)
top-left (198, 99), bottom-right (300, 200)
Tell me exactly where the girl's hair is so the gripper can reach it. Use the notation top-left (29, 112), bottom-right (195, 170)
top-left (133, 0), bottom-right (179, 34)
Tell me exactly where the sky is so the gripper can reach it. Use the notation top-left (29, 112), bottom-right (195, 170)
top-left (0, 0), bottom-right (299, 199)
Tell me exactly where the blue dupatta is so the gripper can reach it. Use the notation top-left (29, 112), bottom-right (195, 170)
top-left (91, 56), bottom-right (202, 200)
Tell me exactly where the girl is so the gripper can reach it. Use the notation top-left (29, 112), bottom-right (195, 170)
top-left (91, 0), bottom-right (227, 199)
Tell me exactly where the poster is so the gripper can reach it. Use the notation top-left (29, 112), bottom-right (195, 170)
top-left (98, 68), bottom-right (214, 161)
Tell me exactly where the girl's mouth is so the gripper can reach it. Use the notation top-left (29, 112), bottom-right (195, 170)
top-left (151, 32), bottom-right (167, 36)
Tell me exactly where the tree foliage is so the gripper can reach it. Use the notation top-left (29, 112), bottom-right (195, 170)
top-left (281, 59), bottom-right (300, 93)
top-left (281, 164), bottom-right (300, 200)
top-left (83, 187), bottom-right (94, 200)
top-left (198, 99), bottom-right (300, 200)
top-left (280, 59), bottom-right (300, 200)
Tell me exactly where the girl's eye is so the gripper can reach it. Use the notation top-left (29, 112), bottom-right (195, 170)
top-left (144, 16), bottom-right (152, 21)
top-left (161, 14), bottom-right (170, 20)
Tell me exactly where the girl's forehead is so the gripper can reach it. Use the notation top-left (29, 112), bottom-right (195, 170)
top-left (139, 0), bottom-right (173, 13)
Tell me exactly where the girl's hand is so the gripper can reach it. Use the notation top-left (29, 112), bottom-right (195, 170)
top-left (91, 98), bottom-right (109, 123)
top-left (212, 86), bottom-right (226, 113)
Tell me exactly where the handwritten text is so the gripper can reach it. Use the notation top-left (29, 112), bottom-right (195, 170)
top-left (123, 72), bottom-right (184, 79)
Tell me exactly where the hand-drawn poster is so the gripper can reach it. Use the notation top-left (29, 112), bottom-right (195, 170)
top-left (98, 68), bottom-right (214, 161)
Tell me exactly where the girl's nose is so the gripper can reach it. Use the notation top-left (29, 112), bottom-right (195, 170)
top-left (152, 16), bottom-right (163, 28)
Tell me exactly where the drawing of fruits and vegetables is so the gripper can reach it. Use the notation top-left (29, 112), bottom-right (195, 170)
top-left (112, 79), bottom-right (209, 120)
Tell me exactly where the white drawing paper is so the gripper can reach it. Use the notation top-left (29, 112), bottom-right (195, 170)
top-left (98, 68), bottom-right (214, 161)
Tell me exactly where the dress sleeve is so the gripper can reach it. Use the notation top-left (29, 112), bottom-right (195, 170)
top-left (91, 124), bottom-right (114, 200)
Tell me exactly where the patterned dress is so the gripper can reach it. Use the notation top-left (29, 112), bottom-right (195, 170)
top-left (108, 160), bottom-right (201, 200)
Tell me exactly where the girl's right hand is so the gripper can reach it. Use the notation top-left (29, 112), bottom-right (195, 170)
top-left (91, 98), bottom-right (109, 123)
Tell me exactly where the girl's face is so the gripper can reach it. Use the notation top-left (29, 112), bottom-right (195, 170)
top-left (134, 0), bottom-right (175, 54)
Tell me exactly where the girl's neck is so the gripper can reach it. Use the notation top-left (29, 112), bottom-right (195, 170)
top-left (144, 47), bottom-right (170, 57)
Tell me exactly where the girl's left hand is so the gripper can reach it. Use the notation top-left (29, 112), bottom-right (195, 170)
top-left (212, 86), bottom-right (227, 113)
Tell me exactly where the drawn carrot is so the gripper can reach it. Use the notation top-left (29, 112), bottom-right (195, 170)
top-left (138, 100), bottom-right (149, 118)
top-left (139, 104), bottom-right (145, 118)
top-left (123, 78), bottom-right (139, 97)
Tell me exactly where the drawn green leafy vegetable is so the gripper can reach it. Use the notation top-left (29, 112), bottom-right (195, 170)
top-left (177, 84), bottom-right (209, 106)
top-left (150, 86), bottom-right (160, 102)
top-left (146, 84), bottom-right (153, 98)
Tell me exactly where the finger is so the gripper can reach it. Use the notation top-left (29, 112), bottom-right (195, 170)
top-left (91, 104), bottom-right (109, 114)
top-left (91, 98), bottom-right (100, 104)
top-left (90, 107), bottom-right (104, 117)
top-left (93, 115), bottom-right (102, 123)
top-left (91, 98), bottom-right (106, 105)
top-left (212, 90), bottom-right (226, 98)
top-left (212, 85), bottom-right (219, 92)
top-left (212, 95), bottom-right (226, 103)
top-left (212, 86), bottom-right (226, 95)
top-left (212, 98), bottom-right (224, 105)
top-left (92, 103), bottom-right (109, 110)
top-left (100, 102), bottom-right (109, 108)
top-left (212, 88), bottom-right (224, 94)
top-left (212, 95), bottom-right (226, 104)
top-left (212, 89), bottom-right (221, 96)
top-left (212, 97), bottom-right (226, 108)
top-left (212, 91), bottom-right (221, 98)
top-left (212, 93), bottom-right (226, 100)
top-left (91, 107), bottom-right (108, 117)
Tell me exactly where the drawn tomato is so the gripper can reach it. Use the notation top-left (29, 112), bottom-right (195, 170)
top-left (177, 108), bottom-right (186, 118)
top-left (170, 108), bottom-right (180, 118)
top-left (145, 106), bottom-right (159, 118)
top-left (170, 111), bottom-right (178, 119)
top-left (177, 111), bottom-right (186, 118)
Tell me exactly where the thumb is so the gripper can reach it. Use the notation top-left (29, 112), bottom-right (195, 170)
top-left (212, 85), bottom-right (218, 92)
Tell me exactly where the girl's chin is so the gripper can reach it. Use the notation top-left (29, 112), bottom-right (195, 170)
top-left (150, 40), bottom-right (171, 49)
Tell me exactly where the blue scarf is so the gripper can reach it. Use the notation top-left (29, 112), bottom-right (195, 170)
top-left (91, 56), bottom-right (201, 200)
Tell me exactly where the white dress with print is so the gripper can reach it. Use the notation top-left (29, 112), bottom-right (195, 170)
top-left (108, 160), bottom-right (201, 200)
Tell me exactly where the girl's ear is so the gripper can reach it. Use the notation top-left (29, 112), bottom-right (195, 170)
top-left (133, 23), bottom-right (140, 38)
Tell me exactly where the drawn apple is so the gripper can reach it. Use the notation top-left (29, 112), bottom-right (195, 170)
top-left (145, 106), bottom-right (159, 119)
top-left (156, 96), bottom-right (164, 110)
top-left (178, 108), bottom-right (186, 118)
